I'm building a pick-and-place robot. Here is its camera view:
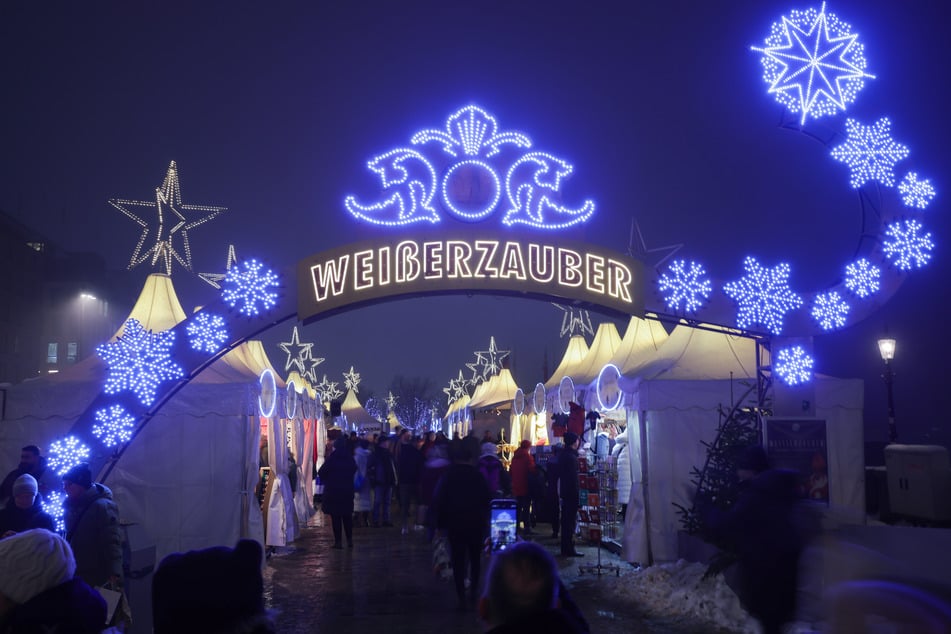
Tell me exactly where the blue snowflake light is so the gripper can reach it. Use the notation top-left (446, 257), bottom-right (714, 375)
top-left (186, 312), bottom-right (229, 354)
top-left (882, 219), bottom-right (934, 270)
top-left (897, 172), bottom-right (936, 210)
top-left (42, 490), bottom-right (67, 533)
top-left (830, 118), bottom-right (909, 188)
top-left (811, 291), bottom-right (850, 330)
top-left (774, 346), bottom-right (814, 386)
top-left (92, 404), bottom-right (137, 447)
top-left (752, 2), bottom-right (873, 125)
top-left (98, 319), bottom-right (185, 406)
top-left (47, 436), bottom-right (91, 476)
top-left (657, 259), bottom-right (713, 313)
top-left (723, 257), bottom-right (803, 335)
top-left (222, 259), bottom-right (280, 316)
top-left (844, 258), bottom-right (881, 298)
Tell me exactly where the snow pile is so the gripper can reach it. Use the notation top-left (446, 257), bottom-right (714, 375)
top-left (610, 560), bottom-right (760, 633)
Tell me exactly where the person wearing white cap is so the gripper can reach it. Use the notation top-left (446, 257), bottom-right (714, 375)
top-left (0, 528), bottom-right (106, 632)
top-left (0, 473), bottom-right (55, 537)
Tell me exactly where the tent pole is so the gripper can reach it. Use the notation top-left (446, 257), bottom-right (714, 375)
top-left (638, 410), bottom-right (653, 567)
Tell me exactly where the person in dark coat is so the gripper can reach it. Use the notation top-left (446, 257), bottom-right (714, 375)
top-left (509, 440), bottom-right (537, 535)
top-left (557, 432), bottom-right (583, 557)
top-left (0, 474), bottom-right (55, 537)
top-left (544, 444), bottom-right (563, 539)
top-left (62, 463), bottom-right (123, 590)
top-left (0, 445), bottom-right (60, 507)
top-left (433, 436), bottom-right (492, 611)
top-left (0, 528), bottom-right (107, 634)
top-left (317, 436), bottom-right (358, 548)
top-left (367, 435), bottom-right (397, 527)
top-left (396, 429), bottom-right (423, 534)
top-left (707, 445), bottom-right (803, 634)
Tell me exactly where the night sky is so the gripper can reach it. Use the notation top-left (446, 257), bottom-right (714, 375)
top-left (1, 1), bottom-right (948, 447)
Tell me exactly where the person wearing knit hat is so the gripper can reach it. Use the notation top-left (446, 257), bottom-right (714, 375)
top-left (0, 529), bottom-right (106, 633)
top-left (0, 474), bottom-right (55, 537)
top-left (62, 463), bottom-right (124, 592)
top-left (152, 539), bottom-right (274, 634)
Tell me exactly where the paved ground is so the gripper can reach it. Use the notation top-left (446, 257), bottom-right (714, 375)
top-left (263, 513), bottom-right (732, 634)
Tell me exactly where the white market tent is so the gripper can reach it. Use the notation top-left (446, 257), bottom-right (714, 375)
top-left (543, 334), bottom-right (590, 390)
top-left (469, 368), bottom-right (520, 410)
top-left (339, 387), bottom-right (381, 431)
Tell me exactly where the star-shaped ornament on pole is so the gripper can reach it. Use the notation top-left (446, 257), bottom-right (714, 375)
top-left (551, 304), bottom-right (594, 338)
top-left (628, 219), bottom-right (683, 273)
top-left (466, 337), bottom-right (510, 384)
top-left (317, 375), bottom-right (342, 403)
top-left (443, 370), bottom-right (470, 405)
top-left (198, 244), bottom-right (238, 289)
top-left (278, 327), bottom-right (313, 376)
top-left (343, 366), bottom-right (361, 393)
top-left (110, 161), bottom-right (226, 275)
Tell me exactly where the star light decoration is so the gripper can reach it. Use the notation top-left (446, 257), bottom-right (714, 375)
top-left (811, 291), bottom-right (850, 330)
top-left (343, 366), bottom-right (361, 393)
top-left (657, 259), bottom-right (713, 314)
top-left (843, 258), bottom-right (881, 298)
top-left (92, 404), bottom-right (137, 448)
top-left (552, 304), bottom-right (594, 338)
top-left (279, 327), bottom-right (313, 375)
top-left (97, 318), bottom-right (185, 407)
top-left (897, 173), bottom-right (936, 210)
top-left (47, 436), bottom-right (91, 476)
top-left (186, 312), bottom-right (229, 354)
top-left (830, 118), bottom-right (909, 188)
top-left (752, 2), bottom-right (873, 125)
top-left (443, 370), bottom-right (470, 405)
top-left (109, 161), bottom-right (226, 275)
top-left (723, 257), bottom-right (803, 335)
top-left (221, 259), bottom-right (280, 317)
top-left (317, 375), bottom-right (343, 403)
top-left (466, 336), bottom-right (510, 384)
top-left (774, 346), bottom-right (815, 386)
top-left (42, 491), bottom-right (67, 533)
top-left (198, 244), bottom-right (238, 289)
top-left (882, 219), bottom-right (934, 270)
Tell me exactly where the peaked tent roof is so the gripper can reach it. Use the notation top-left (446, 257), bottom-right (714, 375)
top-left (610, 316), bottom-right (671, 377)
top-left (112, 273), bottom-right (187, 339)
top-left (564, 322), bottom-right (622, 386)
top-left (340, 388), bottom-right (379, 426)
top-left (544, 335), bottom-right (590, 390)
top-left (468, 368), bottom-right (520, 410)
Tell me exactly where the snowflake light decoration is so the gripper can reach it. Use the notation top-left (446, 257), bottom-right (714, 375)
top-left (279, 327), bottom-right (313, 375)
top-left (657, 259), bottom-right (713, 314)
top-left (774, 346), bottom-right (814, 386)
top-left (47, 436), bottom-right (91, 476)
top-left (830, 118), bottom-right (910, 188)
top-left (186, 312), bottom-right (229, 354)
top-left (723, 257), bottom-right (803, 335)
top-left (552, 304), bottom-right (594, 338)
top-left (222, 259), bottom-right (280, 317)
top-left (97, 318), bottom-right (185, 406)
top-left (844, 258), bottom-right (881, 298)
top-left (897, 172), bottom-right (936, 210)
top-left (92, 404), bottom-right (137, 447)
top-left (466, 336), bottom-right (511, 383)
top-left (811, 291), bottom-right (850, 330)
top-left (109, 161), bottom-right (226, 275)
top-left (42, 490), bottom-right (67, 533)
top-left (882, 219), bottom-right (934, 270)
top-left (752, 2), bottom-right (873, 125)
top-left (343, 366), bottom-right (361, 393)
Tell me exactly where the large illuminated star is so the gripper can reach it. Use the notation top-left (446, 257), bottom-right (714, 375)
top-left (343, 366), bottom-right (362, 393)
top-left (467, 337), bottom-right (510, 383)
top-left (752, 2), bottom-right (874, 125)
top-left (110, 161), bottom-right (227, 275)
top-left (628, 219), bottom-right (683, 272)
top-left (317, 375), bottom-right (342, 403)
top-left (198, 244), bottom-right (238, 289)
top-left (279, 327), bottom-right (313, 375)
top-left (443, 370), bottom-right (470, 405)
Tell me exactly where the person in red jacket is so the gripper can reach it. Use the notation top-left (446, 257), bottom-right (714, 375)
top-left (509, 440), bottom-right (537, 535)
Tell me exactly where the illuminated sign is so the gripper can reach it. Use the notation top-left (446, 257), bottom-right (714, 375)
top-left (297, 235), bottom-right (644, 322)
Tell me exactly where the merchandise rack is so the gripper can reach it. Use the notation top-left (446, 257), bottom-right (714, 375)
top-left (577, 454), bottom-right (620, 576)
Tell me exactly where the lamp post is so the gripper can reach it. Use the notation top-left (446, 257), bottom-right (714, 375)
top-left (877, 336), bottom-right (897, 444)
top-left (79, 293), bottom-right (96, 359)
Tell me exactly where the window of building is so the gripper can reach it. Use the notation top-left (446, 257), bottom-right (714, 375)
top-left (67, 342), bottom-right (77, 362)
top-left (47, 342), bottom-right (58, 364)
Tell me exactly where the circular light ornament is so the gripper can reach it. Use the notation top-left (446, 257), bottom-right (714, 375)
top-left (285, 379), bottom-right (300, 420)
top-left (513, 388), bottom-right (525, 416)
top-left (441, 159), bottom-right (502, 221)
top-left (558, 376), bottom-right (575, 415)
top-left (532, 382), bottom-right (546, 415)
top-left (596, 363), bottom-right (623, 412)
top-left (258, 368), bottom-right (277, 418)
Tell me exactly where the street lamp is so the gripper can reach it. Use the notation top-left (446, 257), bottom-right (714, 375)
top-left (877, 336), bottom-right (897, 444)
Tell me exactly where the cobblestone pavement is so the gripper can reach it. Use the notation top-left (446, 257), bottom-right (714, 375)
top-left (263, 513), bottom-right (730, 634)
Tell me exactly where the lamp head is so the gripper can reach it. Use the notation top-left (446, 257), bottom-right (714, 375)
top-left (878, 337), bottom-right (896, 361)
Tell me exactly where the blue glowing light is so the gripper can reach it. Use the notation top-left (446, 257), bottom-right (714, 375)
top-left (92, 404), bottom-right (137, 447)
top-left (752, 2), bottom-right (873, 125)
top-left (222, 259), bottom-right (280, 316)
top-left (882, 219), bottom-right (934, 270)
top-left (186, 312), bottom-right (229, 354)
top-left (441, 159), bottom-right (502, 221)
top-left (344, 149), bottom-right (439, 227)
top-left (830, 118), bottom-right (909, 188)
top-left (97, 319), bottom-right (185, 407)
top-left (502, 153), bottom-right (595, 230)
top-left (811, 291), bottom-right (850, 330)
top-left (897, 172), bottom-right (936, 210)
top-left (258, 368), bottom-right (277, 418)
top-left (774, 346), bottom-right (814, 386)
top-left (844, 258), bottom-right (881, 298)
top-left (48, 436), bottom-right (91, 476)
top-left (657, 259), bottom-right (713, 314)
top-left (411, 105), bottom-right (531, 158)
top-left (42, 490), bottom-right (67, 533)
top-left (723, 257), bottom-right (803, 335)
